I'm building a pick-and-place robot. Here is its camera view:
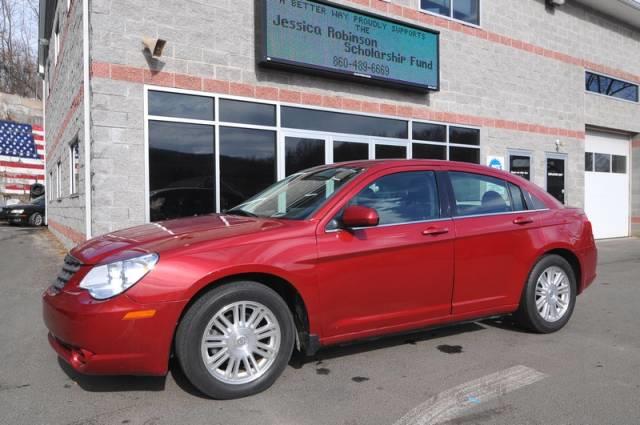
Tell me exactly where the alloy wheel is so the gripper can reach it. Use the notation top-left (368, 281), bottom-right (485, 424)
top-left (200, 301), bottom-right (281, 385)
top-left (535, 266), bottom-right (571, 323)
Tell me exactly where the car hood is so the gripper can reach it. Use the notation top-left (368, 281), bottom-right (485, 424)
top-left (4, 203), bottom-right (34, 210)
top-left (70, 214), bottom-right (302, 265)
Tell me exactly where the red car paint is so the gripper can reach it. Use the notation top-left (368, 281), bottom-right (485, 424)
top-left (42, 160), bottom-right (597, 376)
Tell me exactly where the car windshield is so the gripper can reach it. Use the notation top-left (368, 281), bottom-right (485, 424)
top-left (31, 196), bottom-right (44, 205)
top-left (226, 167), bottom-right (362, 220)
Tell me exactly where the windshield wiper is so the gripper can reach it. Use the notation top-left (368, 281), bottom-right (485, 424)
top-left (225, 208), bottom-right (259, 218)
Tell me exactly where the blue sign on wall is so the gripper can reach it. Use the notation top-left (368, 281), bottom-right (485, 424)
top-left (259, 0), bottom-right (440, 91)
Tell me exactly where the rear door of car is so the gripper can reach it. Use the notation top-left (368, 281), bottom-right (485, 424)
top-left (444, 169), bottom-right (548, 316)
top-left (315, 165), bottom-right (455, 341)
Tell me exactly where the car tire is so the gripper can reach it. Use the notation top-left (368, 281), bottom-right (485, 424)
top-left (28, 212), bottom-right (43, 227)
top-left (175, 281), bottom-right (295, 399)
top-left (514, 254), bottom-right (577, 333)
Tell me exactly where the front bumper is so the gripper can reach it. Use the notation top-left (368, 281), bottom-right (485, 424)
top-left (8, 214), bottom-right (28, 224)
top-left (42, 288), bottom-right (184, 376)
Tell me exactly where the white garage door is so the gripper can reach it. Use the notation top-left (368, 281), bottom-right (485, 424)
top-left (585, 131), bottom-right (630, 239)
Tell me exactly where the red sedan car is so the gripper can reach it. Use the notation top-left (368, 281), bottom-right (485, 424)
top-left (43, 160), bottom-right (597, 399)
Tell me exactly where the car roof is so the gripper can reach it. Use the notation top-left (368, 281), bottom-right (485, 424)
top-left (326, 159), bottom-right (500, 175)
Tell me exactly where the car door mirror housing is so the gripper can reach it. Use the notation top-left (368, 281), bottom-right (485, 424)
top-left (342, 205), bottom-right (379, 228)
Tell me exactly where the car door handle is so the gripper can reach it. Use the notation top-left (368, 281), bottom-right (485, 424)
top-left (422, 226), bottom-right (449, 236)
top-left (513, 216), bottom-right (533, 225)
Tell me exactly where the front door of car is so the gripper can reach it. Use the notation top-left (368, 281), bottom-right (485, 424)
top-left (446, 171), bottom-right (543, 315)
top-left (315, 168), bottom-right (454, 341)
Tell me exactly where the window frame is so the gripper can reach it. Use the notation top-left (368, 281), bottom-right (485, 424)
top-left (419, 0), bottom-right (482, 28)
top-left (143, 85), bottom-right (481, 223)
top-left (55, 161), bottom-right (62, 199)
top-left (326, 168), bottom-right (448, 232)
top-left (585, 70), bottom-right (639, 104)
top-left (69, 139), bottom-right (80, 195)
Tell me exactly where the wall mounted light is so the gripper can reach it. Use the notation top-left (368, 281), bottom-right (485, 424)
top-left (142, 37), bottom-right (167, 58)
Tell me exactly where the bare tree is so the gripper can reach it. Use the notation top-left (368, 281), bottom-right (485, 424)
top-left (0, 0), bottom-right (40, 99)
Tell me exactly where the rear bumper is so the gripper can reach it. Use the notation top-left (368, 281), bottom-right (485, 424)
top-left (43, 288), bottom-right (184, 376)
top-left (579, 243), bottom-right (598, 293)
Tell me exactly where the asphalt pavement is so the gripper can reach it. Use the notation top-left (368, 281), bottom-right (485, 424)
top-left (1, 222), bottom-right (639, 425)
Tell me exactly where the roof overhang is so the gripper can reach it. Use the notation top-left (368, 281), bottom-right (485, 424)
top-left (573, 0), bottom-right (640, 28)
top-left (37, 0), bottom-right (58, 77)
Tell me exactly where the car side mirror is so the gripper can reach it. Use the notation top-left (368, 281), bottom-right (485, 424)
top-left (342, 205), bottom-right (379, 228)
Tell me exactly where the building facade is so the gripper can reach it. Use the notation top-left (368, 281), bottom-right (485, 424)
top-left (39, 0), bottom-right (640, 248)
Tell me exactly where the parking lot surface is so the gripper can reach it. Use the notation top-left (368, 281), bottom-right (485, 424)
top-left (1, 223), bottom-right (639, 425)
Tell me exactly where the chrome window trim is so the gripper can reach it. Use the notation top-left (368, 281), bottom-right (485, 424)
top-left (452, 208), bottom-right (549, 220)
top-left (325, 217), bottom-right (451, 234)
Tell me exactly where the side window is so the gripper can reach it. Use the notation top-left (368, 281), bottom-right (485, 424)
top-left (449, 172), bottom-right (512, 216)
top-left (523, 189), bottom-right (548, 210)
top-left (348, 171), bottom-right (440, 225)
top-left (508, 183), bottom-right (527, 212)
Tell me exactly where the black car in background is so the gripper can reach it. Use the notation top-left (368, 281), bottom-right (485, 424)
top-left (1, 196), bottom-right (46, 226)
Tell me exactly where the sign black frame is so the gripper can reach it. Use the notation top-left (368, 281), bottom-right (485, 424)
top-left (256, 0), bottom-right (440, 92)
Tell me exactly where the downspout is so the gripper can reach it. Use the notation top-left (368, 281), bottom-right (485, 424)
top-left (43, 82), bottom-right (47, 225)
top-left (82, 0), bottom-right (92, 239)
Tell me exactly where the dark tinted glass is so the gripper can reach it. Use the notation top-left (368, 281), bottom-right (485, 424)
top-left (585, 152), bottom-right (594, 172)
top-left (148, 91), bottom-right (214, 120)
top-left (508, 183), bottom-right (527, 211)
top-left (594, 153), bottom-right (611, 172)
top-left (220, 127), bottom-right (276, 210)
top-left (449, 172), bottom-right (512, 216)
top-left (375, 144), bottom-right (407, 159)
top-left (412, 122), bottom-right (446, 142)
top-left (453, 0), bottom-right (480, 25)
top-left (219, 99), bottom-right (276, 126)
top-left (449, 147), bottom-right (480, 163)
top-left (349, 171), bottom-right (439, 225)
top-left (546, 158), bottom-right (565, 203)
top-left (285, 137), bottom-right (325, 176)
top-left (412, 143), bottom-right (446, 160)
top-left (148, 121), bottom-right (215, 221)
top-left (334, 141), bottom-right (369, 163)
top-left (612, 155), bottom-right (627, 174)
top-left (449, 126), bottom-right (480, 146)
top-left (585, 72), bottom-right (639, 102)
top-left (509, 155), bottom-right (531, 180)
top-left (282, 107), bottom-right (408, 139)
top-left (421, 0), bottom-right (450, 16)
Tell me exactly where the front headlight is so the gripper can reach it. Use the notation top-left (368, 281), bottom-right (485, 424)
top-left (11, 209), bottom-right (24, 214)
top-left (79, 253), bottom-right (159, 300)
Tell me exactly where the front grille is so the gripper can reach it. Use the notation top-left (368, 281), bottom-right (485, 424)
top-left (53, 254), bottom-right (83, 290)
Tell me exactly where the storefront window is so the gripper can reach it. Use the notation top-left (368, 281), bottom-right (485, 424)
top-left (450, 146), bottom-right (480, 163)
top-left (148, 121), bottom-right (215, 222)
top-left (220, 127), bottom-right (277, 210)
top-left (412, 143), bottom-right (446, 160)
top-left (220, 99), bottom-right (276, 126)
top-left (282, 107), bottom-right (408, 139)
top-left (450, 126), bottom-right (480, 146)
top-left (146, 90), bottom-right (482, 220)
top-left (285, 137), bottom-right (325, 176)
top-left (333, 141), bottom-right (369, 162)
top-left (148, 91), bottom-right (214, 121)
top-left (413, 122), bottom-right (446, 143)
top-left (375, 144), bottom-right (407, 159)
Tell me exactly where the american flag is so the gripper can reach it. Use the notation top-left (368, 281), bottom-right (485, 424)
top-left (0, 120), bottom-right (45, 195)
